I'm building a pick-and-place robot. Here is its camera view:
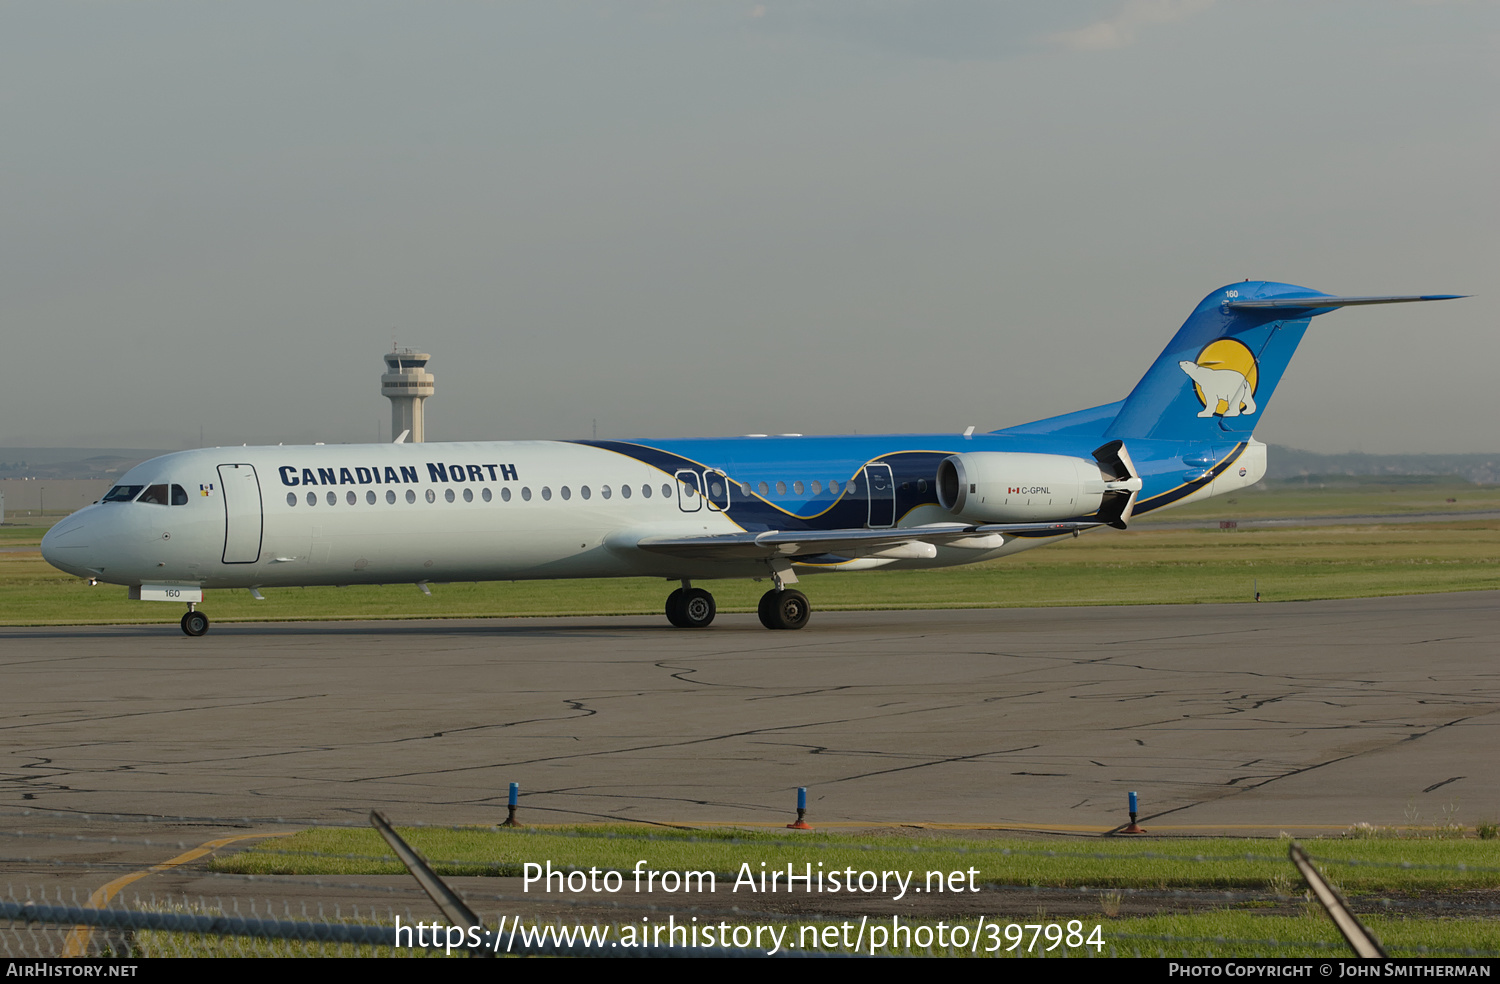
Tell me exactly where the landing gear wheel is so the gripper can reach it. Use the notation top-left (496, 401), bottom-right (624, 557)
top-left (181, 610), bottom-right (210, 637)
top-left (757, 589), bottom-right (810, 630)
top-left (680, 588), bottom-right (715, 628)
top-left (665, 588), bottom-right (688, 627)
top-left (666, 588), bottom-right (716, 628)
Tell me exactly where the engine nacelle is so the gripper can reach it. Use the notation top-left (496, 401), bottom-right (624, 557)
top-left (935, 452), bottom-right (1109, 523)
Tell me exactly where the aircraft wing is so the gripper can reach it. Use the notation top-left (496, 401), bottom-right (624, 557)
top-left (634, 522), bottom-right (1101, 561)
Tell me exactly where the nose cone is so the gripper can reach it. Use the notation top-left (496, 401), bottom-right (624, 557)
top-left (41, 515), bottom-right (95, 577)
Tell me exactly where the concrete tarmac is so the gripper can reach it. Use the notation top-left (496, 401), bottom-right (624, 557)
top-left (3, 592), bottom-right (1499, 937)
top-left (2, 591), bottom-right (1497, 833)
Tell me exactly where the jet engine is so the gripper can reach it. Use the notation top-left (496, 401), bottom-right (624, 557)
top-left (935, 441), bottom-right (1143, 527)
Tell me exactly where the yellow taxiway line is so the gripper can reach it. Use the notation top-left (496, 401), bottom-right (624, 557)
top-left (62, 830), bottom-right (295, 957)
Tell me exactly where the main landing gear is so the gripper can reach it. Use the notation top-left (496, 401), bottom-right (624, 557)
top-left (180, 604), bottom-right (210, 637)
top-left (757, 587), bottom-right (810, 630)
top-left (665, 582), bottom-right (717, 628)
top-left (662, 579), bottom-right (813, 630)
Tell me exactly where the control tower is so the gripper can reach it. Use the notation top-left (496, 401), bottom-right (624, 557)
top-left (381, 348), bottom-right (435, 443)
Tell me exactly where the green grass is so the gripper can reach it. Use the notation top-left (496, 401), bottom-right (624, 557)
top-left (7, 479), bottom-right (1499, 625)
top-left (0, 521), bottom-right (56, 543)
top-left (1087, 913), bottom-right (1500, 958)
top-left (205, 827), bottom-right (1500, 956)
top-left (212, 826), bottom-right (1500, 893)
top-left (5, 518), bottom-right (1498, 625)
top-left (804, 913), bottom-right (1500, 957)
top-left (123, 911), bottom-right (1500, 958)
top-left (1136, 478), bottom-right (1500, 523)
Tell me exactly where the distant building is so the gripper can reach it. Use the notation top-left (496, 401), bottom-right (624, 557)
top-left (381, 349), bottom-right (435, 443)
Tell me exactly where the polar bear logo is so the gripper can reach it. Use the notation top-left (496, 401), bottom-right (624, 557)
top-left (1178, 360), bottom-right (1257, 418)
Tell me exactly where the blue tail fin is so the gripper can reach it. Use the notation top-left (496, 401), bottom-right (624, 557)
top-left (1103, 282), bottom-right (1462, 442)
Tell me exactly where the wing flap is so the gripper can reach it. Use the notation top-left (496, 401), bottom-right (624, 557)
top-left (634, 522), bottom-right (1100, 561)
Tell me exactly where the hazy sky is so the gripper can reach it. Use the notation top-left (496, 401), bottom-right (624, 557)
top-left (3, 1), bottom-right (1495, 453)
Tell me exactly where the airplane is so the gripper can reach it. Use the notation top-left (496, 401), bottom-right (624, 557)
top-left (41, 281), bottom-right (1462, 636)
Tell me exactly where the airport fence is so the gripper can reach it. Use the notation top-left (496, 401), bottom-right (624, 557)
top-left (3, 808), bottom-right (1500, 958)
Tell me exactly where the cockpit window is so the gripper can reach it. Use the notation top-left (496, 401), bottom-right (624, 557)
top-left (171, 484), bottom-right (188, 505)
top-left (138, 484), bottom-right (170, 505)
top-left (103, 485), bottom-right (144, 502)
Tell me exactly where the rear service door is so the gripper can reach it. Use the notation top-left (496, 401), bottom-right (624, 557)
top-left (218, 464), bottom-right (263, 563)
top-left (704, 470), bottom-right (731, 512)
top-left (865, 463), bottom-right (895, 528)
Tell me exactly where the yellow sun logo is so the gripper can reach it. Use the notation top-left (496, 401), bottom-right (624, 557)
top-left (1180, 338), bottom-right (1259, 417)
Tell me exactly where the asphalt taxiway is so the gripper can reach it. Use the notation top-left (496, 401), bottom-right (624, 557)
top-left (3, 592), bottom-right (1498, 938)
top-left (3, 592), bottom-right (1496, 833)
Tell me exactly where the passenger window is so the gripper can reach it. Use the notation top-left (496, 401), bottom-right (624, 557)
top-left (307, 491), bottom-right (317, 506)
top-left (793, 481), bottom-right (804, 495)
top-left (481, 488), bottom-right (492, 502)
top-left (829, 480), bottom-right (839, 495)
top-left (775, 482), bottom-right (786, 496)
top-left (601, 485), bottom-right (611, 499)
top-left (758, 482), bottom-right (769, 496)
top-left (542, 487), bottom-right (552, 501)
top-left (642, 484), bottom-right (651, 499)
top-left (171, 485), bottom-right (189, 505)
top-left (581, 486), bottom-right (590, 500)
top-left (463, 488), bottom-right (473, 502)
top-left (326, 491), bottom-right (337, 506)
top-left (810, 481), bottom-right (821, 495)
top-left (287, 492), bottom-right (297, 507)
top-left (426, 489), bottom-right (436, 503)
top-left (522, 487), bottom-right (532, 501)
top-left (561, 486), bottom-right (571, 500)
top-left (387, 490), bottom-right (397, 504)
top-left (406, 489), bottom-right (416, 504)
top-left (740, 483), bottom-right (751, 497)
top-left (621, 484), bottom-right (631, 499)
top-left (710, 482), bottom-right (723, 497)
top-left (367, 490), bottom-right (377, 504)
top-left (139, 484), bottom-right (169, 505)
top-left (501, 487), bottom-right (512, 502)
top-left (346, 491), bottom-right (357, 505)
top-left (445, 489), bottom-right (455, 503)
top-left (661, 484), bottom-right (671, 498)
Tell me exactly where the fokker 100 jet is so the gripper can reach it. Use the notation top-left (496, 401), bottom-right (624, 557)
top-left (42, 282), bottom-right (1461, 636)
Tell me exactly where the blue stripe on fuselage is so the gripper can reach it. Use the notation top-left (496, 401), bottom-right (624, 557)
top-left (570, 434), bottom-right (1242, 529)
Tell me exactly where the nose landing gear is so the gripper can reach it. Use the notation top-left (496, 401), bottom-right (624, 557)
top-left (180, 604), bottom-right (210, 637)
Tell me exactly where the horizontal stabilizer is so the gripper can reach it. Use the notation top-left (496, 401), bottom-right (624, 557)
top-left (1226, 294), bottom-right (1464, 310)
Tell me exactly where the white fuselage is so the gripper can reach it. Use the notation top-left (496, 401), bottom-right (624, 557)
top-left (41, 441), bottom-right (1050, 591)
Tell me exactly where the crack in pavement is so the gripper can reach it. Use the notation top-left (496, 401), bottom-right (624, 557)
top-left (0, 695), bottom-right (328, 733)
top-left (818, 746), bottom-right (1044, 786)
top-left (1139, 713), bottom-right (1488, 823)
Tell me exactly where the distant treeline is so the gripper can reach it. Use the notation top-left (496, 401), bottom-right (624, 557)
top-left (0, 448), bottom-right (170, 480)
top-left (1265, 445), bottom-right (1500, 485)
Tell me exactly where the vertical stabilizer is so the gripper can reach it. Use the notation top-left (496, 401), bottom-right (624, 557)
top-left (1102, 283), bottom-right (1461, 443)
top-left (1104, 282), bottom-right (1314, 442)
